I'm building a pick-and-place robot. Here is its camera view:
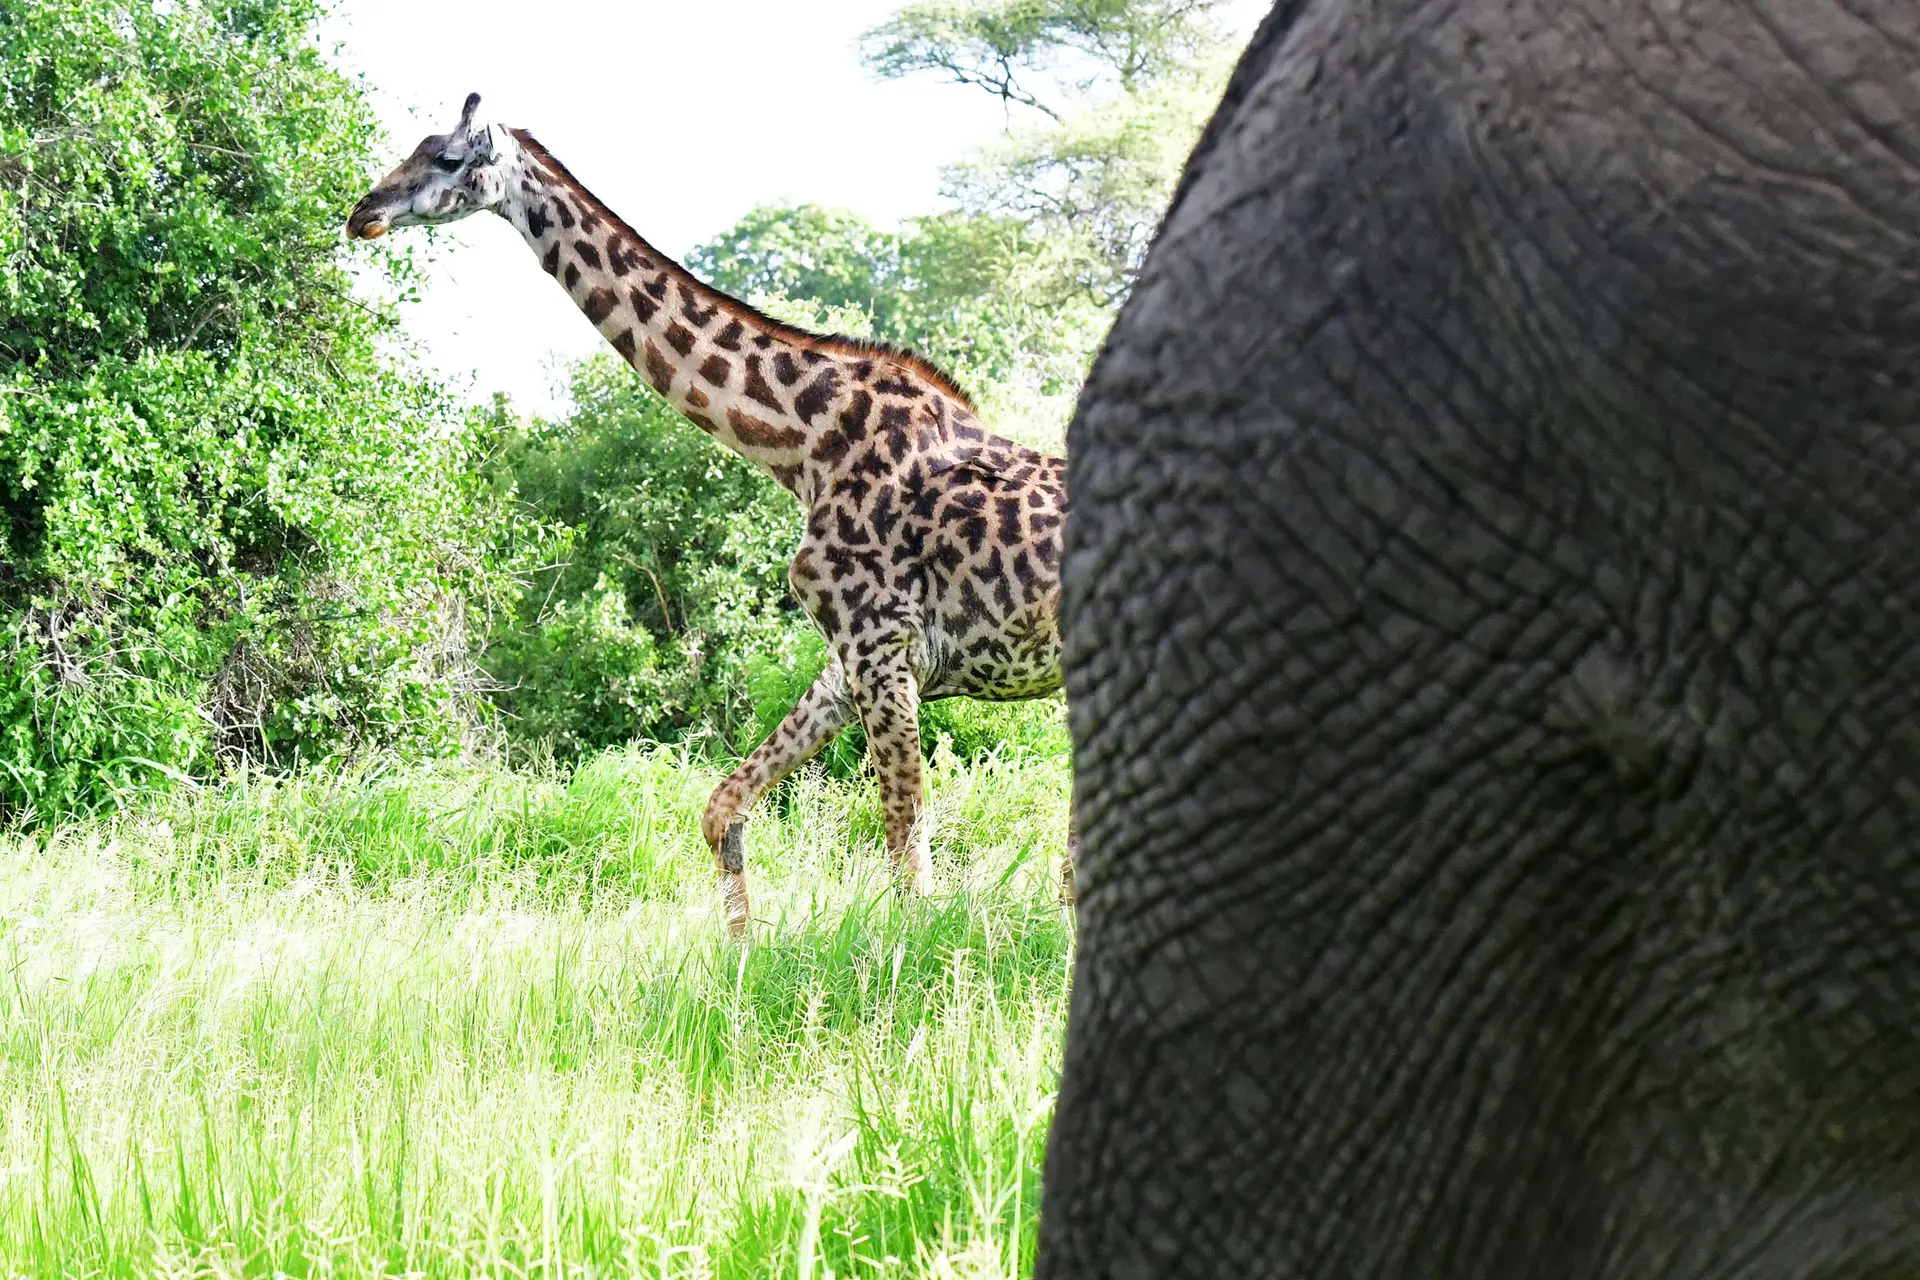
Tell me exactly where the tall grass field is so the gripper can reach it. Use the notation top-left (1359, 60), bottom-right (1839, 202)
top-left (0, 745), bottom-right (1075, 1278)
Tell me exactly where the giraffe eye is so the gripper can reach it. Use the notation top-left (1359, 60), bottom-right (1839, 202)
top-left (432, 154), bottom-right (463, 173)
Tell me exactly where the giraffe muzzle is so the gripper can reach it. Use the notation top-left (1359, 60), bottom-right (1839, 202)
top-left (345, 198), bottom-right (391, 241)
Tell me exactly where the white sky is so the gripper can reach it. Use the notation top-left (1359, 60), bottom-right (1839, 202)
top-left (318, 0), bottom-right (1267, 418)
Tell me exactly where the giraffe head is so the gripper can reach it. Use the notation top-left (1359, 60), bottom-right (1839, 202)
top-left (346, 92), bottom-right (514, 240)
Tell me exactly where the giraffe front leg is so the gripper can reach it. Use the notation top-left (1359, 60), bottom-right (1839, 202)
top-left (702, 662), bottom-right (855, 935)
top-left (846, 652), bottom-right (933, 898)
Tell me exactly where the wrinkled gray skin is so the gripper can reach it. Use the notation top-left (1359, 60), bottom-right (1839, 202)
top-left (1038, 0), bottom-right (1920, 1276)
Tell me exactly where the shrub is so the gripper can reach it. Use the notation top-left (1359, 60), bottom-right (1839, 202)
top-left (0, 0), bottom-right (513, 820)
top-left (483, 355), bottom-right (810, 757)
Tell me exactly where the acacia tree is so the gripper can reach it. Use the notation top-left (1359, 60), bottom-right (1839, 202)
top-left (861, 0), bottom-right (1227, 115)
top-left (863, 0), bottom-right (1238, 299)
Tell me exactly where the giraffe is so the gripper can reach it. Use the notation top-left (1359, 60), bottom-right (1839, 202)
top-left (348, 94), bottom-right (1073, 932)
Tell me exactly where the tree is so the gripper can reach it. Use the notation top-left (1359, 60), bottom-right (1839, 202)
top-left (862, 0), bottom-right (1240, 298)
top-left (860, 0), bottom-right (1227, 116)
top-left (481, 354), bottom-right (807, 760)
top-left (0, 0), bottom-right (513, 818)
top-left (685, 206), bottom-right (907, 334)
top-left (688, 203), bottom-right (1106, 414)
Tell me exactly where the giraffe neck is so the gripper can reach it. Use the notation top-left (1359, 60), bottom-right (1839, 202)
top-left (493, 128), bottom-right (838, 499)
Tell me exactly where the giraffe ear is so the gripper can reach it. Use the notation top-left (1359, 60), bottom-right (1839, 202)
top-left (456, 92), bottom-right (483, 135)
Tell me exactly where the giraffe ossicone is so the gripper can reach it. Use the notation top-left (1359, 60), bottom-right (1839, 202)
top-left (349, 93), bottom-right (1075, 934)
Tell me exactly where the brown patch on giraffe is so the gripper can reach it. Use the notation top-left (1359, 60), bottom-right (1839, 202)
top-left (727, 408), bottom-right (806, 450)
top-left (715, 320), bottom-right (745, 351)
top-left (743, 356), bottom-right (784, 412)
top-left (773, 352), bottom-right (803, 386)
top-left (873, 375), bottom-right (922, 398)
top-left (771, 463), bottom-right (802, 491)
top-left (839, 391), bottom-right (873, 439)
top-left (629, 287), bottom-right (659, 324)
top-left (679, 285), bottom-right (719, 327)
top-left (563, 262), bottom-right (581, 290)
top-left (644, 338), bottom-right (674, 395)
top-left (664, 323), bottom-right (696, 358)
top-left (996, 496), bottom-right (1024, 545)
top-left (582, 288), bottom-right (618, 325)
top-left (554, 197), bottom-right (575, 230)
top-left (687, 411), bottom-right (718, 433)
top-left (612, 329), bottom-right (638, 361)
top-left (879, 405), bottom-right (913, 462)
top-left (687, 386), bottom-right (711, 409)
top-left (753, 333), bottom-right (774, 350)
top-left (792, 367), bottom-right (839, 424)
top-left (525, 204), bottom-right (551, 239)
top-left (698, 355), bottom-right (732, 388)
top-left (574, 240), bottom-right (602, 269)
top-left (541, 243), bottom-right (561, 275)
top-left (812, 431), bottom-right (851, 465)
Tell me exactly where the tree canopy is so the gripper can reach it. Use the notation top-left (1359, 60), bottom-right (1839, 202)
top-left (861, 0), bottom-right (1228, 115)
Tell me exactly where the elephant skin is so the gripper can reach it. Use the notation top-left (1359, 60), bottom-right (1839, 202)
top-left (1038, 0), bottom-right (1920, 1276)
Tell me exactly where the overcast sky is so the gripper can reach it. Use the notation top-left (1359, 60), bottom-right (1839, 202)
top-left (318, 0), bottom-right (1266, 417)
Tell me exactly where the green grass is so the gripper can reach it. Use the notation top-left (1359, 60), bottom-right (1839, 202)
top-left (0, 742), bottom-right (1075, 1278)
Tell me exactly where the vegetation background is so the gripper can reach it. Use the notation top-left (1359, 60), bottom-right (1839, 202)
top-left (0, 0), bottom-right (1246, 1271)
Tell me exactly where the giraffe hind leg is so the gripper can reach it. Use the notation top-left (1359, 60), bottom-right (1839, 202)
top-left (845, 650), bottom-right (934, 898)
top-left (702, 662), bottom-right (854, 935)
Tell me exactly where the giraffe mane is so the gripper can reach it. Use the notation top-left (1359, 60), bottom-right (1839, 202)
top-left (508, 129), bottom-right (978, 411)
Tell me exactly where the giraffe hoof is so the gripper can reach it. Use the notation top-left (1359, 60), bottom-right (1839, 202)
top-left (900, 859), bottom-right (934, 899)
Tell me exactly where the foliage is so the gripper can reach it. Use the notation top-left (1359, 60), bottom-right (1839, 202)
top-left (943, 58), bottom-right (1237, 304)
top-left (685, 203), bottom-right (1108, 423)
top-left (863, 0), bottom-right (1238, 301)
top-left (482, 355), bottom-right (807, 760)
top-left (0, 746), bottom-right (1074, 1275)
top-left (862, 0), bottom-right (1227, 115)
top-left (0, 0), bottom-right (515, 820)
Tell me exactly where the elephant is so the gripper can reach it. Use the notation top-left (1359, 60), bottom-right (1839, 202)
top-left (1037, 0), bottom-right (1920, 1276)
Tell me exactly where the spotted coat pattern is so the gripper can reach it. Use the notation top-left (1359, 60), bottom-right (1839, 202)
top-left (351, 112), bottom-right (1073, 931)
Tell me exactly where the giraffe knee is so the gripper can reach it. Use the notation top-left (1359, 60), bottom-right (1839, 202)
top-left (718, 821), bottom-right (745, 873)
top-left (702, 784), bottom-right (746, 852)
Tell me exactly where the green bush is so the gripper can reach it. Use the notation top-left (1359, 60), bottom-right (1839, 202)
top-left (0, 0), bottom-right (514, 820)
top-left (484, 355), bottom-right (810, 759)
